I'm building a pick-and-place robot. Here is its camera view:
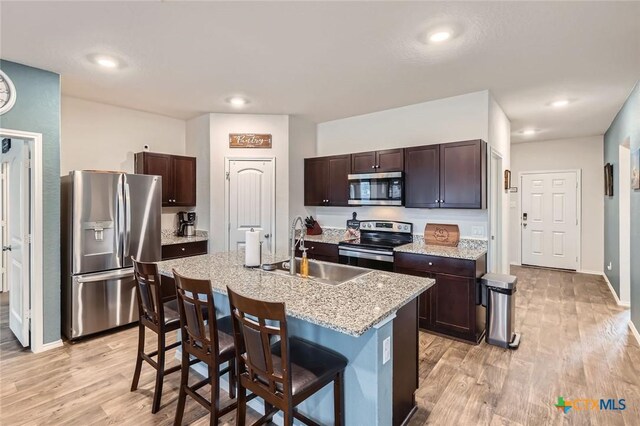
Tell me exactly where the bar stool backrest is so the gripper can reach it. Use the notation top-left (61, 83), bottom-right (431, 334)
top-left (227, 286), bottom-right (291, 401)
top-left (132, 257), bottom-right (164, 327)
top-left (173, 269), bottom-right (219, 361)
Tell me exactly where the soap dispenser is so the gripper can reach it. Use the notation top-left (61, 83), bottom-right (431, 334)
top-left (300, 247), bottom-right (309, 278)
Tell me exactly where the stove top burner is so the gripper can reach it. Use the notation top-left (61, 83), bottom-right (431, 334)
top-left (338, 220), bottom-right (413, 251)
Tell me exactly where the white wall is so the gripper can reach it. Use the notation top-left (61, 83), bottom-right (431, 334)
top-left (318, 91), bottom-right (489, 156)
top-left (289, 115), bottom-right (317, 221)
top-left (488, 95), bottom-right (511, 273)
top-left (61, 96), bottom-right (187, 230)
top-left (208, 113), bottom-right (290, 255)
top-left (315, 91), bottom-right (510, 239)
top-left (186, 114), bottom-right (211, 232)
top-left (509, 135), bottom-right (604, 273)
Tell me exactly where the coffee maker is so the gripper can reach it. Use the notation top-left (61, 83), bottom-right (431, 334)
top-left (177, 211), bottom-right (196, 236)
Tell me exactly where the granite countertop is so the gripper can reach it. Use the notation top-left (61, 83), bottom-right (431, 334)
top-left (395, 236), bottom-right (488, 260)
top-left (161, 230), bottom-right (208, 246)
top-left (303, 228), bottom-right (356, 245)
top-left (304, 228), bottom-right (487, 261)
top-left (157, 250), bottom-right (434, 337)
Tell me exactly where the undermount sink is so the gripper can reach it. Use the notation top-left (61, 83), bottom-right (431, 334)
top-left (261, 258), bottom-right (372, 285)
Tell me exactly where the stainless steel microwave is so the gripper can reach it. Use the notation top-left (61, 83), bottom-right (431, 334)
top-left (348, 172), bottom-right (404, 206)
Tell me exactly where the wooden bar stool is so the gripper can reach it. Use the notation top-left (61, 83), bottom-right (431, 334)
top-left (227, 286), bottom-right (348, 426)
top-left (173, 269), bottom-right (238, 426)
top-left (131, 257), bottom-right (193, 414)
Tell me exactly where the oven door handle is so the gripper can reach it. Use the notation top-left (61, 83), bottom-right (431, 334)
top-left (339, 248), bottom-right (394, 263)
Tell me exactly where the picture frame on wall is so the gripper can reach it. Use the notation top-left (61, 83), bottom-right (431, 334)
top-left (632, 149), bottom-right (640, 190)
top-left (604, 163), bottom-right (614, 196)
top-left (504, 170), bottom-right (511, 191)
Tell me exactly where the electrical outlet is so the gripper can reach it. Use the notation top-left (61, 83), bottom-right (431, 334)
top-left (382, 337), bottom-right (391, 364)
top-left (607, 262), bottom-right (612, 271)
top-left (471, 226), bottom-right (485, 237)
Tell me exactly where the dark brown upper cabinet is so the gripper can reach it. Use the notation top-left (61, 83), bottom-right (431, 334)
top-left (404, 145), bottom-right (440, 208)
top-left (135, 152), bottom-right (197, 207)
top-left (304, 154), bottom-right (350, 206)
top-left (351, 148), bottom-right (404, 174)
top-left (439, 140), bottom-right (486, 209)
top-left (405, 140), bottom-right (486, 209)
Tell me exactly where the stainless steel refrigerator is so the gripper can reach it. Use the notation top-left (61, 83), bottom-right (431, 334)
top-left (61, 171), bottom-right (161, 339)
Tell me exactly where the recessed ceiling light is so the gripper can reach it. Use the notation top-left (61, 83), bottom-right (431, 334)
top-left (95, 56), bottom-right (119, 69)
top-left (429, 31), bottom-right (451, 43)
top-left (551, 99), bottom-right (570, 108)
top-left (522, 129), bottom-right (536, 136)
top-left (228, 96), bottom-right (248, 107)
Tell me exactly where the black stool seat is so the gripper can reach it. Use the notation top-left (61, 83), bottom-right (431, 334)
top-left (269, 337), bottom-right (348, 397)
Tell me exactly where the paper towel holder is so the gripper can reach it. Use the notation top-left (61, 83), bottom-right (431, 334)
top-left (243, 228), bottom-right (263, 268)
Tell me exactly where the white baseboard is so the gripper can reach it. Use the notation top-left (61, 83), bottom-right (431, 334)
top-left (602, 273), bottom-right (631, 308)
top-left (579, 269), bottom-right (604, 276)
top-left (33, 339), bottom-right (63, 353)
top-left (510, 262), bottom-right (521, 266)
top-left (629, 321), bottom-right (640, 346)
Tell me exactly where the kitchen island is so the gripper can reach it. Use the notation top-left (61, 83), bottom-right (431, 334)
top-left (157, 250), bottom-right (434, 425)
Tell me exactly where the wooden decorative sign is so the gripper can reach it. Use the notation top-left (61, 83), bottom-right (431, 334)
top-left (229, 133), bottom-right (272, 149)
top-left (424, 223), bottom-right (460, 247)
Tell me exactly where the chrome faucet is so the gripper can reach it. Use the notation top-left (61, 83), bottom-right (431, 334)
top-left (289, 216), bottom-right (306, 275)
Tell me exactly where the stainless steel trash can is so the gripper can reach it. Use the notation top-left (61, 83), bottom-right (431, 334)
top-left (481, 273), bottom-right (520, 349)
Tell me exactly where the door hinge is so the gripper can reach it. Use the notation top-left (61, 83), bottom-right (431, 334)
top-left (26, 234), bottom-right (31, 244)
top-left (25, 309), bottom-right (31, 320)
top-left (25, 160), bottom-right (31, 169)
top-left (228, 222), bottom-right (231, 231)
top-left (225, 172), bottom-right (230, 181)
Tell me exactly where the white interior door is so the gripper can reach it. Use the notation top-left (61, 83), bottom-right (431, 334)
top-left (4, 139), bottom-right (31, 346)
top-left (1, 162), bottom-right (7, 292)
top-left (227, 159), bottom-right (274, 254)
top-left (521, 171), bottom-right (579, 270)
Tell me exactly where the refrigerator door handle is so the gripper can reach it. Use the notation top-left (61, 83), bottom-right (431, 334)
top-left (75, 268), bottom-right (135, 283)
top-left (117, 177), bottom-right (125, 262)
top-left (124, 181), bottom-right (132, 258)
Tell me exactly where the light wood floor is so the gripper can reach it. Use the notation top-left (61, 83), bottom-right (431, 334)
top-left (1, 266), bottom-right (639, 425)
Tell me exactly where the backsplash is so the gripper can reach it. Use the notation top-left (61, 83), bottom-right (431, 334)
top-left (313, 206), bottom-right (489, 239)
top-left (161, 229), bottom-right (208, 238)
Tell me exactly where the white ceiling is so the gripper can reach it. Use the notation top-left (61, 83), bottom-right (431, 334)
top-left (1, 1), bottom-right (639, 143)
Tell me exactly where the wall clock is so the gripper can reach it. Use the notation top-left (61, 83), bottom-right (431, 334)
top-left (0, 69), bottom-right (17, 115)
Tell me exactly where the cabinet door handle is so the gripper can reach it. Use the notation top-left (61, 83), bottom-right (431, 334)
top-left (371, 165), bottom-right (375, 169)
top-left (428, 262), bottom-right (433, 266)
top-left (181, 248), bottom-right (186, 251)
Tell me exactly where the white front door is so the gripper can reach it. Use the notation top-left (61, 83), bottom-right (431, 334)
top-left (521, 171), bottom-right (579, 270)
top-left (227, 159), bottom-right (274, 254)
top-left (3, 139), bottom-right (31, 346)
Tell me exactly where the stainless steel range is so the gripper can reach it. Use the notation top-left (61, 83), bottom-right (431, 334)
top-left (338, 220), bottom-right (413, 271)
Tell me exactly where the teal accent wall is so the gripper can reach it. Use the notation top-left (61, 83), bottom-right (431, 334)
top-left (604, 81), bottom-right (640, 329)
top-left (0, 60), bottom-right (61, 344)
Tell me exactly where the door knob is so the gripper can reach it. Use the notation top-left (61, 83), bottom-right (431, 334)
top-left (523, 223), bottom-right (527, 228)
top-left (2, 245), bottom-right (11, 252)
top-left (264, 234), bottom-right (270, 239)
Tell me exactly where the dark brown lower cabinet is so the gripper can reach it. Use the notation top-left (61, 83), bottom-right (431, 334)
top-left (295, 241), bottom-right (339, 263)
top-left (161, 240), bottom-right (208, 260)
top-left (395, 252), bottom-right (486, 344)
top-left (431, 273), bottom-right (474, 338)
top-left (393, 297), bottom-right (418, 426)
